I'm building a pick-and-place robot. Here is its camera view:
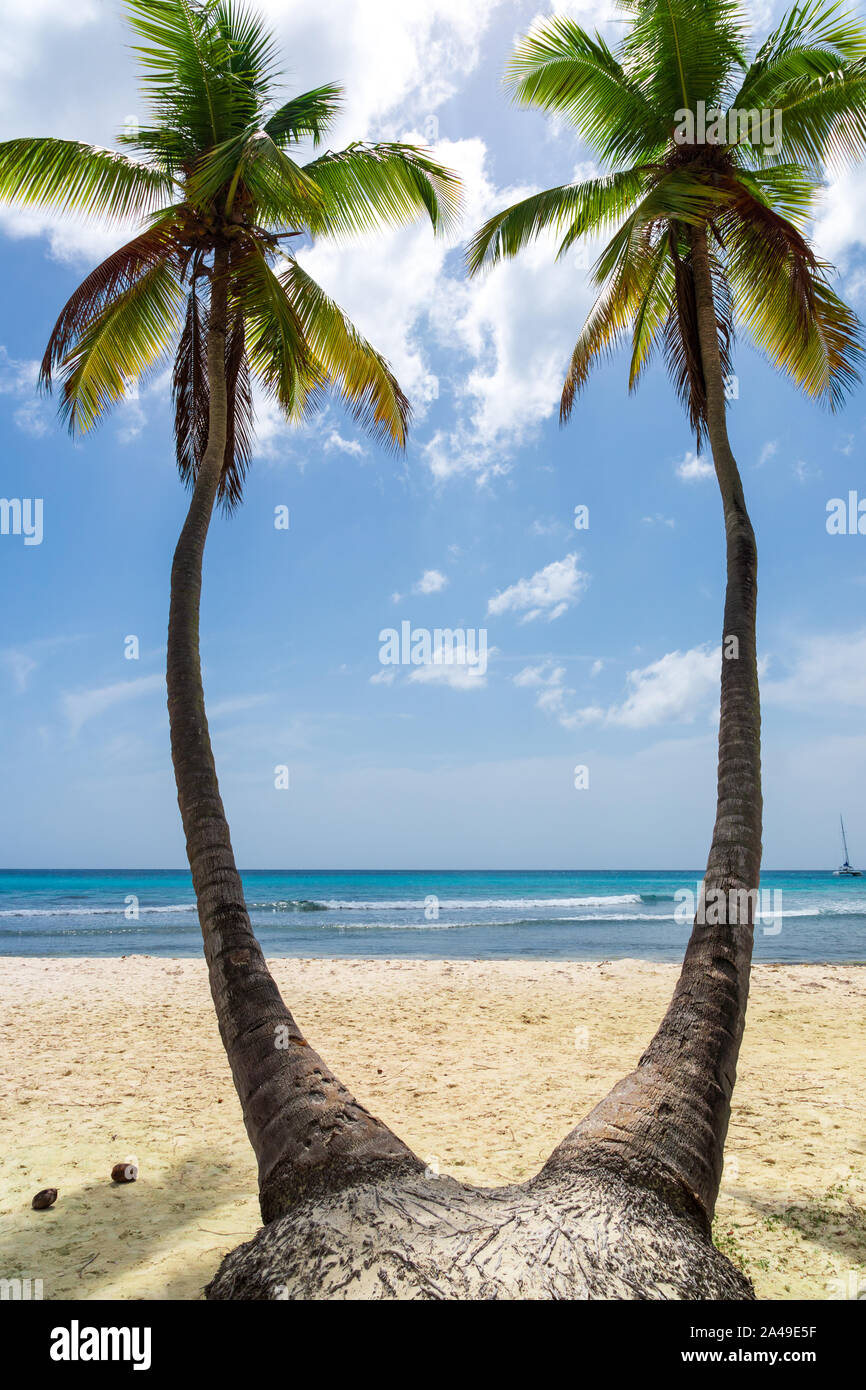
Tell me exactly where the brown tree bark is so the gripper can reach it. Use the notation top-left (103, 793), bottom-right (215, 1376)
top-left (166, 243), bottom-right (419, 1224)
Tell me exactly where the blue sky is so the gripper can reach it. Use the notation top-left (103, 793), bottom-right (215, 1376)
top-left (1, 0), bottom-right (866, 870)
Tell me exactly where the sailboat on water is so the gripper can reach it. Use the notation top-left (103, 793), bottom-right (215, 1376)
top-left (833, 815), bottom-right (862, 876)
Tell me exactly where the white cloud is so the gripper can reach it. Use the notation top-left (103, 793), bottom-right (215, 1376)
top-left (517, 646), bottom-right (723, 731)
top-left (764, 630), bottom-right (866, 709)
top-left (256, 0), bottom-right (505, 145)
top-left (0, 346), bottom-right (38, 394)
top-left (413, 568), bottom-right (448, 595)
top-left (407, 633), bottom-right (490, 689)
top-left (0, 346), bottom-right (53, 436)
top-left (62, 673), bottom-right (164, 736)
top-left (758, 439), bottom-right (778, 467)
top-left (373, 631), bottom-right (493, 690)
top-left (424, 149), bottom-right (600, 480)
top-left (641, 513), bottom-right (675, 528)
top-left (530, 517), bottom-right (563, 536)
top-left (324, 430), bottom-right (365, 457)
top-left (592, 647), bottom-right (721, 728)
top-left (513, 662), bottom-right (575, 726)
top-left (487, 553), bottom-right (587, 623)
top-left (3, 649), bottom-right (37, 691)
top-left (814, 164), bottom-right (866, 289)
top-left (676, 451), bottom-right (714, 482)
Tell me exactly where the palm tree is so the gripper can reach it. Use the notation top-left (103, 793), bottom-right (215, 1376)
top-left (0, 0), bottom-right (458, 1225)
top-left (466, 0), bottom-right (865, 1227)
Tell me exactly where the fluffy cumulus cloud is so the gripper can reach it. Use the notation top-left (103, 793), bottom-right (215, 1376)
top-left (516, 629), bottom-right (866, 734)
top-left (516, 646), bottom-right (723, 730)
top-left (424, 150), bottom-right (602, 482)
top-left (488, 553), bottom-right (587, 623)
top-left (371, 630), bottom-right (492, 690)
top-left (513, 662), bottom-right (579, 726)
top-left (590, 647), bottom-right (722, 728)
top-left (413, 569), bottom-right (448, 595)
top-left (256, 0), bottom-right (505, 145)
top-left (814, 164), bottom-right (866, 305)
top-left (407, 633), bottom-right (490, 690)
top-left (676, 451), bottom-right (714, 482)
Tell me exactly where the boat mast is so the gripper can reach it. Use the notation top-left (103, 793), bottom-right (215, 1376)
top-left (841, 814), bottom-right (851, 868)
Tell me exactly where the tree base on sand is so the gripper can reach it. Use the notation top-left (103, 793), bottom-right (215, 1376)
top-left (206, 1157), bottom-right (753, 1300)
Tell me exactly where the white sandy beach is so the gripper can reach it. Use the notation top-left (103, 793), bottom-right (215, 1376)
top-left (1, 956), bottom-right (864, 1300)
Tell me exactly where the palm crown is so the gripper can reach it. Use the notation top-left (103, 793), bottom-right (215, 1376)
top-left (468, 0), bottom-right (866, 442)
top-left (0, 0), bottom-right (460, 508)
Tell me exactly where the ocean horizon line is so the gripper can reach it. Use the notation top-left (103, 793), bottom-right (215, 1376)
top-left (0, 866), bottom-right (836, 874)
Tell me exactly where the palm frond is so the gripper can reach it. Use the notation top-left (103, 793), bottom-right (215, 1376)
top-left (281, 258), bottom-right (410, 449)
top-left (265, 85), bottom-right (343, 148)
top-left (126, 0), bottom-right (277, 147)
top-left (235, 246), bottom-right (316, 417)
top-left (302, 143), bottom-right (461, 238)
top-left (173, 284), bottom-right (255, 511)
top-left (57, 260), bottom-right (184, 433)
top-left (173, 279), bottom-right (210, 492)
top-left (723, 198), bottom-right (864, 407)
top-left (41, 224), bottom-right (179, 389)
top-left (221, 305), bottom-right (254, 509)
top-left (505, 17), bottom-right (667, 164)
top-left (664, 231), bottom-right (735, 446)
top-left (561, 221), bottom-right (663, 419)
top-left (185, 125), bottom-right (322, 218)
top-left (466, 170), bottom-right (647, 275)
top-left (629, 237), bottom-right (676, 389)
top-left (752, 58), bottom-right (866, 169)
top-left (619, 0), bottom-right (747, 116)
top-left (734, 0), bottom-right (866, 110)
top-left (0, 137), bottom-right (174, 221)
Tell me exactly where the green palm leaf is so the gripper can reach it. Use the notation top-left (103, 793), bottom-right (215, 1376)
top-left (41, 223), bottom-right (179, 388)
top-left (505, 17), bottom-right (666, 164)
top-left (265, 85), bottom-right (343, 148)
top-left (281, 259), bottom-right (410, 449)
top-left (57, 260), bottom-right (185, 433)
top-left (0, 138), bottom-right (174, 221)
top-left (236, 246), bottom-right (316, 417)
top-left (303, 143), bottom-right (461, 238)
top-left (467, 170), bottom-right (647, 275)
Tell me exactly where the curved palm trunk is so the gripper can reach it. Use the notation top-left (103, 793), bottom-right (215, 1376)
top-left (166, 244), bottom-right (419, 1223)
top-left (545, 223), bottom-right (762, 1226)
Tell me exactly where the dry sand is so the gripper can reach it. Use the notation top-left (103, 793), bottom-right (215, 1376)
top-left (1, 956), bottom-right (864, 1301)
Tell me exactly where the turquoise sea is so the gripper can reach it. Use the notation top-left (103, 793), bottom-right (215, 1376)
top-left (0, 869), bottom-right (863, 961)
